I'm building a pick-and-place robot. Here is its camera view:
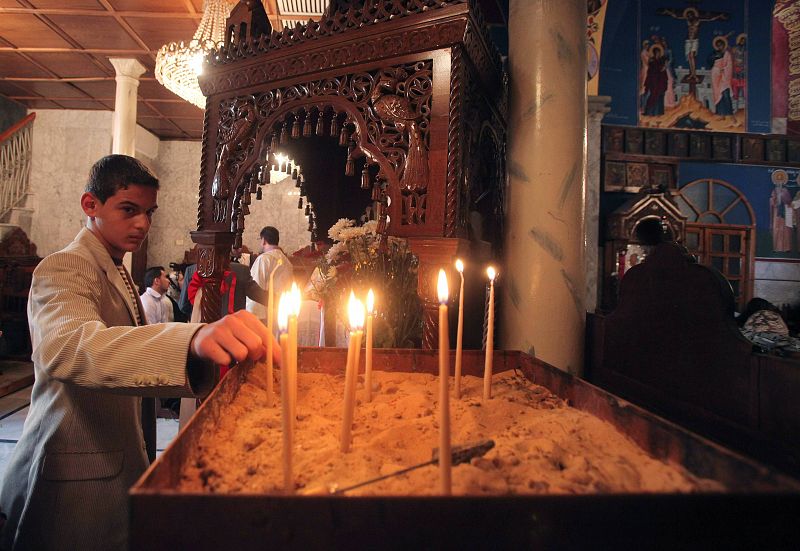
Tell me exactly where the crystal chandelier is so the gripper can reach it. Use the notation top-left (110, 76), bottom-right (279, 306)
top-left (155, 0), bottom-right (232, 108)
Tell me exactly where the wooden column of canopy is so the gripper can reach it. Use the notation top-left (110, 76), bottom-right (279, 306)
top-left (192, 0), bottom-right (507, 349)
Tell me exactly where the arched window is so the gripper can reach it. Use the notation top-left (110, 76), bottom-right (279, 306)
top-left (676, 178), bottom-right (756, 310)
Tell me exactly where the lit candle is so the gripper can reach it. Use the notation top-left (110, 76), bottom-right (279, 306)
top-left (365, 289), bottom-right (375, 402)
top-left (437, 269), bottom-right (452, 494)
top-left (454, 259), bottom-right (465, 399)
top-left (340, 291), bottom-right (365, 453)
top-left (277, 293), bottom-right (292, 492)
top-left (288, 282), bottom-right (301, 430)
top-left (483, 266), bottom-right (497, 401)
top-left (264, 259), bottom-right (283, 408)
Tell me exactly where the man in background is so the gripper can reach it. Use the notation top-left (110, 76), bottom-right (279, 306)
top-left (140, 265), bottom-right (174, 324)
top-left (180, 247), bottom-right (267, 319)
top-left (248, 226), bottom-right (293, 325)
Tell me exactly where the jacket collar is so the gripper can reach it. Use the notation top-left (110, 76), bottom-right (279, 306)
top-left (75, 227), bottom-right (141, 325)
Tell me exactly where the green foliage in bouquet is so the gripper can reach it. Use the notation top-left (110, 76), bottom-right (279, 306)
top-left (309, 219), bottom-right (422, 348)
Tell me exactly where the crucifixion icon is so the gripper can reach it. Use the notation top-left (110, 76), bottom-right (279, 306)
top-left (657, 0), bottom-right (729, 96)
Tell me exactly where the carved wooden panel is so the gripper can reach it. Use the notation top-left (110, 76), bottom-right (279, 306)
top-left (668, 132), bottom-right (688, 157)
top-left (605, 124), bottom-right (800, 168)
top-left (644, 131), bottom-right (666, 156)
top-left (625, 129), bottom-right (643, 154)
top-left (742, 137), bottom-right (764, 162)
top-left (192, 0), bottom-right (507, 348)
top-left (0, 227), bottom-right (37, 258)
top-left (209, 59), bottom-right (433, 246)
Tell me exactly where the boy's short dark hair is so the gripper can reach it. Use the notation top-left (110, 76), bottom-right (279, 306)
top-left (86, 155), bottom-right (159, 203)
top-left (143, 266), bottom-right (165, 289)
top-left (260, 226), bottom-right (279, 245)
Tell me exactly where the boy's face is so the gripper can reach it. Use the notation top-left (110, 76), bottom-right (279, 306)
top-left (81, 184), bottom-right (158, 260)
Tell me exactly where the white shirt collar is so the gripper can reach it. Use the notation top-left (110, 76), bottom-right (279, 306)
top-left (145, 287), bottom-right (163, 299)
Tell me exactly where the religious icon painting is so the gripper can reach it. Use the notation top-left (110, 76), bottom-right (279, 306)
top-left (668, 132), bottom-right (689, 157)
top-left (603, 127), bottom-right (625, 153)
top-left (604, 161), bottom-right (627, 192)
top-left (767, 139), bottom-right (786, 163)
top-left (650, 164), bottom-right (674, 190)
top-left (626, 163), bottom-right (650, 190)
top-left (742, 137), bottom-right (765, 162)
top-left (639, 0), bottom-right (746, 132)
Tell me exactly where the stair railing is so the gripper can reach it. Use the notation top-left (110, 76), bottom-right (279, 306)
top-left (0, 113), bottom-right (35, 222)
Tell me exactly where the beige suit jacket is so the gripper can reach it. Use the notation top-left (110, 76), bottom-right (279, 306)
top-left (0, 228), bottom-right (211, 550)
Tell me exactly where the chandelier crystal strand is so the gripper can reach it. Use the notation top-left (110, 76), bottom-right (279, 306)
top-left (155, 0), bottom-right (232, 108)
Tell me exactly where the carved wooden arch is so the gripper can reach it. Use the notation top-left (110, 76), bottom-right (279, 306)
top-left (251, 97), bottom-right (402, 189)
top-left (224, 96), bottom-right (398, 243)
top-left (214, 59), bottom-right (434, 246)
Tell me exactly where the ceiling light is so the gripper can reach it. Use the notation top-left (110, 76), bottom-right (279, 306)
top-left (155, 0), bottom-right (232, 108)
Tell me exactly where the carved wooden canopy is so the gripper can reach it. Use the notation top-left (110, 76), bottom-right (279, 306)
top-left (192, 0), bottom-right (506, 345)
top-left (606, 190), bottom-right (687, 244)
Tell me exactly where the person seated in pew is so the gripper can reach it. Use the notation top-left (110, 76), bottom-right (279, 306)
top-left (738, 297), bottom-right (800, 354)
top-left (738, 297), bottom-right (790, 336)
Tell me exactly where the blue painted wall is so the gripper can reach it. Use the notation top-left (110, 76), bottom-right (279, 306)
top-left (679, 162), bottom-right (800, 259)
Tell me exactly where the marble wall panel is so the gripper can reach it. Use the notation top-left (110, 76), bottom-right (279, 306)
top-left (27, 109), bottom-right (113, 256)
top-left (754, 259), bottom-right (800, 306)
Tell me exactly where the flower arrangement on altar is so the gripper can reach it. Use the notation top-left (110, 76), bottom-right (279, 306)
top-left (307, 218), bottom-right (422, 348)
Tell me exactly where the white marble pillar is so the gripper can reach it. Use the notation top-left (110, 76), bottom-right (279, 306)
top-left (503, 0), bottom-right (587, 374)
top-left (108, 58), bottom-right (146, 272)
top-left (586, 95), bottom-right (611, 314)
top-left (109, 58), bottom-right (146, 156)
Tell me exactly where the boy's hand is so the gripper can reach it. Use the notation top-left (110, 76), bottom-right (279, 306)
top-left (189, 310), bottom-right (280, 366)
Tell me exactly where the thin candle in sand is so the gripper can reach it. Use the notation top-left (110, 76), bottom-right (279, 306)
top-left (483, 266), bottom-right (497, 401)
top-left (365, 289), bottom-right (375, 402)
top-left (264, 259), bottom-right (283, 408)
top-left (288, 282), bottom-right (301, 430)
top-left (277, 292), bottom-right (292, 492)
top-left (340, 291), bottom-right (364, 453)
top-left (437, 269), bottom-right (452, 494)
top-left (454, 259), bottom-right (465, 399)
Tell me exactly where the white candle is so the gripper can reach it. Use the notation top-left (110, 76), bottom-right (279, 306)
top-left (437, 269), bottom-right (452, 494)
top-left (277, 293), bottom-right (292, 492)
top-left (483, 266), bottom-right (497, 401)
top-left (365, 289), bottom-right (375, 402)
top-left (288, 282), bottom-right (301, 431)
top-left (265, 259), bottom-right (283, 408)
top-left (340, 292), bottom-right (365, 453)
top-left (454, 259), bottom-right (465, 399)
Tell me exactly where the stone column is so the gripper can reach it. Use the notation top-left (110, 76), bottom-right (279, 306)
top-left (108, 58), bottom-right (146, 274)
top-left (109, 58), bottom-right (153, 460)
top-left (586, 95), bottom-right (611, 314)
top-left (503, 0), bottom-right (587, 374)
top-left (109, 58), bottom-right (146, 155)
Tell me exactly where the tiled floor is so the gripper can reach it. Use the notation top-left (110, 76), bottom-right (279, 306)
top-left (0, 385), bottom-right (180, 480)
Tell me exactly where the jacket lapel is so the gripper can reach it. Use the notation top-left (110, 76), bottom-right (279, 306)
top-left (75, 228), bottom-right (141, 326)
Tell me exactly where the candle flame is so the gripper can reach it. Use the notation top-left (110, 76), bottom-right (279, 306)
top-left (487, 266), bottom-right (497, 281)
top-left (437, 269), bottom-right (449, 304)
top-left (274, 152), bottom-right (288, 166)
top-left (289, 281), bottom-right (302, 316)
top-left (277, 292), bottom-right (289, 333)
top-left (366, 289), bottom-right (375, 314)
top-left (455, 259), bottom-right (464, 273)
top-left (348, 291), bottom-right (365, 330)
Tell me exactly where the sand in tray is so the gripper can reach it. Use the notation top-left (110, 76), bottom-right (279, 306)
top-left (178, 369), bottom-right (724, 495)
